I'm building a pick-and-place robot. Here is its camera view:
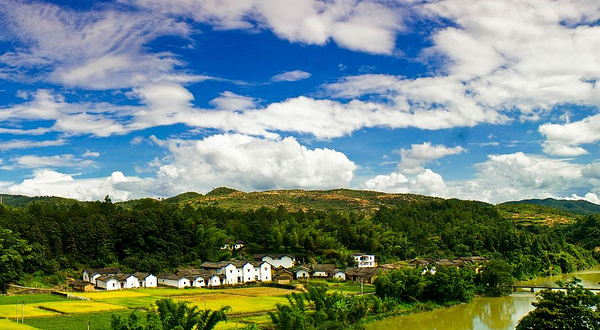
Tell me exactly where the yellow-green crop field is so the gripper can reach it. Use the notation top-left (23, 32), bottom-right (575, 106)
top-left (0, 285), bottom-right (304, 329)
top-left (0, 319), bottom-right (40, 329)
top-left (0, 304), bottom-right (59, 319)
top-left (34, 301), bottom-right (127, 314)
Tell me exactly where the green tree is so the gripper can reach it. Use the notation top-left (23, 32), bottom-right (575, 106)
top-left (0, 228), bottom-right (31, 293)
top-left (516, 278), bottom-right (600, 330)
top-left (111, 298), bottom-right (229, 330)
top-left (476, 259), bottom-right (515, 296)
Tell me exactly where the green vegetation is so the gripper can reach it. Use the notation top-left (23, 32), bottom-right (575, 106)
top-left (502, 198), bottom-right (600, 215)
top-left (268, 285), bottom-right (395, 330)
top-left (111, 298), bottom-right (229, 330)
top-left (0, 229), bottom-right (32, 293)
top-left (516, 278), bottom-right (600, 330)
top-left (25, 311), bottom-right (132, 330)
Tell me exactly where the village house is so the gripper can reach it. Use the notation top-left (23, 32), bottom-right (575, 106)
top-left (293, 265), bottom-right (310, 279)
top-left (333, 269), bottom-right (346, 280)
top-left (345, 267), bottom-right (382, 284)
top-left (254, 254), bottom-right (296, 269)
top-left (311, 264), bottom-right (336, 278)
top-left (352, 253), bottom-right (376, 268)
top-left (82, 268), bottom-right (121, 285)
top-left (273, 268), bottom-right (294, 284)
top-left (116, 274), bottom-right (140, 289)
top-left (133, 272), bottom-right (157, 288)
top-left (96, 275), bottom-right (121, 290)
top-left (201, 262), bottom-right (239, 285)
top-left (157, 273), bottom-right (191, 288)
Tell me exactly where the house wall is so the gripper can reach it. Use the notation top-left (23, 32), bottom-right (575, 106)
top-left (91, 274), bottom-right (102, 285)
top-left (123, 277), bottom-right (139, 289)
top-left (333, 272), bottom-right (346, 280)
top-left (143, 275), bottom-right (157, 288)
top-left (295, 270), bottom-right (309, 279)
top-left (313, 271), bottom-right (328, 277)
top-left (223, 264), bottom-right (237, 285)
top-left (97, 279), bottom-right (120, 290)
top-left (209, 276), bottom-right (220, 286)
top-left (259, 263), bottom-right (272, 282)
top-left (192, 277), bottom-right (206, 287)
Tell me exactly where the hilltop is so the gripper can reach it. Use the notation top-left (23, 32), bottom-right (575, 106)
top-left (501, 198), bottom-right (600, 216)
top-left (159, 187), bottom-right (440, 212)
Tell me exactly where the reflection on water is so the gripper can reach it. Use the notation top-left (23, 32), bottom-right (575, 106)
top-left (366, 293), bottom-right (535, 330)
top-left (366, 267), bottom-right (600, 330)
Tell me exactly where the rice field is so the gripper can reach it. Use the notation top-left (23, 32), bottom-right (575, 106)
top-left (34, 301), bottom-right (127, 314)
top-left (0, 304), bottom-right (59, 319)
top-left (178, 294), bottom-right (289, 314)
top-left (0, 319), bottom-right (40, 330)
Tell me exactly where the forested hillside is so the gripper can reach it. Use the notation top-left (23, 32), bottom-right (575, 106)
top-left (1, 191), bottom-right (598, 291)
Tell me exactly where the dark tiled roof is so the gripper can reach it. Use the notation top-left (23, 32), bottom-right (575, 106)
top-left (253, 254), bottom-right (295, 260)
top-left (312, 264), bottom-right (336, 272)
top-left (84, 268), bottom-right (121, 276)
top-left (133, 272), bottom-right (153, 280)
top-left (157, 273), bottom-right (188, 281)
top-left (200, 261), bottom-right (233, 269)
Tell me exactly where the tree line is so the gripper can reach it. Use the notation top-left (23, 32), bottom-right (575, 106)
top-left (0, 197), bottom-right (597, 291)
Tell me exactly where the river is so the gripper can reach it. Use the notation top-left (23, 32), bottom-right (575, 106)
top-left (366, 267), bottom-right (600, 330)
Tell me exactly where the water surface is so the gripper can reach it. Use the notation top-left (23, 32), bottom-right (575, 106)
top-left (366, 267), bottom-right (600, 330)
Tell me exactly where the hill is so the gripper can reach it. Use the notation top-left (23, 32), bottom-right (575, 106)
top-left (158, 187), bottom-right (440, 212)
top-left (501, 198), bottom-right (600, 215)
top-left (0, 194), bottom-right (76, 207)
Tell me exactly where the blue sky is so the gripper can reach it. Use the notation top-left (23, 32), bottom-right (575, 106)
top-left (1, 0), bottom-right (600, 203)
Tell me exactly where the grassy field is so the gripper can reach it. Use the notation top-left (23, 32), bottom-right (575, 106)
top-left (0, 294), bottom-right (68, 305)
top-left (25, 311), bottom-right (132, 330)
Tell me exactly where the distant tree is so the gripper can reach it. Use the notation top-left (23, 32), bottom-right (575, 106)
top-left (0, 228), bottom-right (31, 293)
top-left (516, 278), bottom-right (600, 330)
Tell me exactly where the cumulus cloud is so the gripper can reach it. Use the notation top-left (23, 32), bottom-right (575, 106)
top-left (399, 142), bottom-right (464, 174)
top-left (271, 70), bottom-right (311, 82)
top-left (2, 134), bottom-right (356, 200)
top-left (364, 151), bottom-right (600, 204)
top-left (539, 114), bottom-right (600, 156)
top-left (4, 170), bottom-right (147, 201)
top-left (153, 134), bottom-right (356, 193)
top-left (123, 0), bottom-right (403, 54)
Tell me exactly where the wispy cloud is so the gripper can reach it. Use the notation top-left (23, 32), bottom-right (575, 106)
top-left (271, 70), bottom-right (311, 82)
top-left (0, 138), bottom-right (66, 150)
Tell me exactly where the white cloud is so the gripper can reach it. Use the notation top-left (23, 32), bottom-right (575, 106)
top-left (399, 142), bottom-right (464, 174)
top-left (209, 91), bottom-right (257, 111)
top-left (4, 170), bottom-right (147, 201)
top-left (0, 138), bottom-right (66, 150)
top-left (124, 0), bottom-right (403, 54)
top-left (364, 172), bottom-right (408, 192)
top-left (83, 151), bottom-right (100, 158)
top-left (153, 134), bottom-right (356, 193)
top-left (364, 151), bottom-right (600, 204)
top-left (0, 0), bottom-right (192, 89)
top-left (539, 113), bottom-right (600, 156)
top-left (2, 134), bottom-right (356, 200)
top-left (271, 70), bottom-right (311, 82)
top-left (5, 154), bottom-right (94, 169)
